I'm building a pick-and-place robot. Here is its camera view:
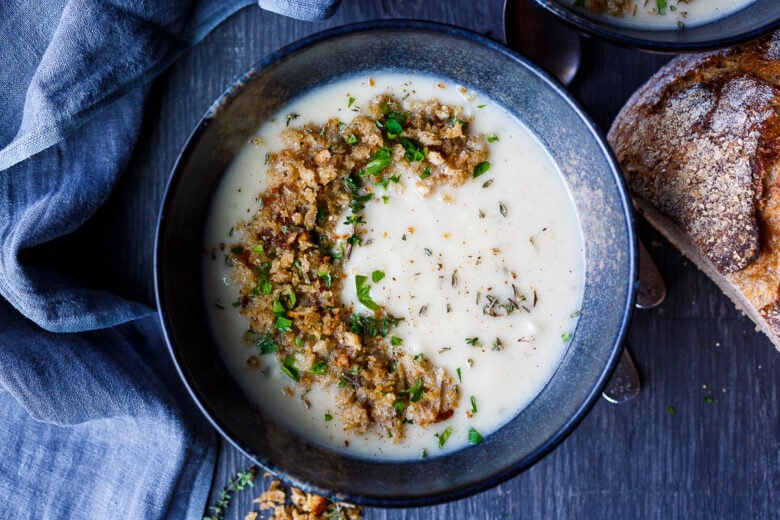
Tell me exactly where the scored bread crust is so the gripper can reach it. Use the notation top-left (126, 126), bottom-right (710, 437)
top-left (608, 31), bottom-right (780, 351)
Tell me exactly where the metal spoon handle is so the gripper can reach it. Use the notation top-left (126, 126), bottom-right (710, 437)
top-left (635, 238), bottom-right (666, 309)
top-left (601, 346), bottom-right (641, 404)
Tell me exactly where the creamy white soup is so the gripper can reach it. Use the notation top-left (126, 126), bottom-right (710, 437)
top-left (573, 0), bottom-right (755, 30)
top-left (203, 73), bottom-right (585, 459)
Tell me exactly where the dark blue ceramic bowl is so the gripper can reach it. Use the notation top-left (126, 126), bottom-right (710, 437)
top-left (155, 20), bottom-right (636, 506)
top-left (533, 0), bottom-right (780, 52)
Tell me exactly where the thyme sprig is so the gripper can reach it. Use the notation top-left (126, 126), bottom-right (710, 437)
top-left (203, 466), bottom-right (258, 520)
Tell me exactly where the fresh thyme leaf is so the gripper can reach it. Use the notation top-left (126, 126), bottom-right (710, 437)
top-left (347, 313), bottom-right (400, 337)
top-left (285, 113), bottom-right (299, 126)
top-left (202, 466), bottom-right (257, 520)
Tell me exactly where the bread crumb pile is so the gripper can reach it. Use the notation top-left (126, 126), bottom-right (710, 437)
top-left (247, 480), bottom-right (361, 520)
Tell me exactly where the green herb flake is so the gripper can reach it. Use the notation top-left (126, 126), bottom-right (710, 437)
top-left (345, 132), bottom-right (360, 145)
top-left (362, 147), bottom-right (393, 177)
top-left (420, 167), bottom-right (432, 180)
top-left (355, 274), bottom-right (381, 310)
top-left (324, 413), bottom-right (333, 421)
top-left (230, 246), bottom-right (244, 255)
top-left (308, 360), bottom-right (329, 376)
top-left (466, 337), bottom-right (483, 348)
top-left (473, 161), bottom-right (491, 178)
top-left (285, 113), bottom-right (299, 127)
top-left (656, 0), bottom-right (667, 14)
top-left (348, 96), bottom-right (356, 108)
top-left (348, 313), bottom-right (401, 337)
top-left (318, 270), bottom-right (332, 289)
top-left (561, 332), bottom-right (573, 343)
top-left (400, 137), bottom-right (427, 162)
top-left (487, 133), bottom-right (499, 143)
top-left (402, 379), bottom-right (424, 402)
top-left (372, 270), bottom-right (386, 283)
top-left (275, 316), bottom-right (293, 332)
top-left (666, 405), bottom-right (675, 415)
top-left (251, 243), bottom-right (264, 254)
top-left (391, 336), bottom-right (403, 347)
top-left (203, 466), bottom-right (257, 520)
top-left (470, 395), bottom-right (478, 414)
top-left (256, 333), bottom-right (278, 355)
top-left (468, 427), bottom-right (484, 445)
top-left (281, 356), bottom-right (300, 381)
top-left (384, 118), bottom-right (403, 139)
top-left (457, 367), bottom-right (462, 382)
top-left (435, 426), bottom-right (453, 448)
top-left (704, 396), bottom-right (714, 404)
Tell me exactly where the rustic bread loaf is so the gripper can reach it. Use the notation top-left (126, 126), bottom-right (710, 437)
top-left (608, 31), bottom-right (780, 351)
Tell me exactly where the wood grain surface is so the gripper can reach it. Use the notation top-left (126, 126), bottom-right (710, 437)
top-left (69, 0), bottom-right (780, 518)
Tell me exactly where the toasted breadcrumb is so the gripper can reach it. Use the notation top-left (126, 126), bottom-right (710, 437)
top-left (223, 94), bottom-right (487, 440)
top-left (253, 480), bottom-right (362, 520)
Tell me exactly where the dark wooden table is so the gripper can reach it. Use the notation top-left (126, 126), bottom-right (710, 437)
top-left (83, 0), bottom-right (780, 518)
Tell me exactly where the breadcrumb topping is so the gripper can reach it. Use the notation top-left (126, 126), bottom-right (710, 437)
top-left (220, 94), bottom-right (488, 441)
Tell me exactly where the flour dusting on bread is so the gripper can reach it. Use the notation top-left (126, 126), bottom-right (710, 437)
top-left (608, 31), bottom-right (780, 351)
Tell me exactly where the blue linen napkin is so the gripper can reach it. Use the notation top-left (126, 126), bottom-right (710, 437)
top-left (0, 0), bottom-right (340, 518)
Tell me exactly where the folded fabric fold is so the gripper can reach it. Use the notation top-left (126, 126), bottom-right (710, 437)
top-left (0, 0), bottom-right (341, 518)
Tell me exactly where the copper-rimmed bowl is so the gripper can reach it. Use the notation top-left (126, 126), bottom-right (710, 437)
top-left (154, 20), bottom-right (636, 506)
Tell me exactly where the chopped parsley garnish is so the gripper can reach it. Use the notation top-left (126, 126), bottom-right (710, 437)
top-left (361, 147), bottom-right (393, 177)
top-left (345, 132), bottom-right (360, 145)
top-left (324, 413), bottom-right (333, 421)
top-left (486, 133), bottom-right (499, 143)
top-left (281, 356), bottom-right (300, 381)
top-left (372, 270), bottom-right (385, 283)
top-left (561, 332), bottom-right (573, 343)
top-left (399, 137), bottom-right (427, 162)
top-left (317, 270), bottom-right (332, 289)
top-left (420, 167), bottom-right (432, 179)
top-left (355, 274), bottom-right (380, 310)
top-left (308, 360), bottom-right (329, 375)
top-left (275, 316), bottom-right (293, 332)
top-left (473, 160), bottom-right (490, 178)
top-left (401, 379), bottom-right (424, 402)
top-left (390, 336), bottom-right (403, 347)
top-left (468, 427), bottom-right (483, 445)
top-left (250, 243), bottom-right (264, 254)
top-left (435, 426), bottom-right (453, 448)
top-left (347, 96), bottom-right (356, 107)
top-left (470, 395), bottom-right (478, 414)
top-left (384, 118), bottom-right (403, 139)
top-left (656, 0), bottom-right (667, 15)
top-left (243, 330), bottom-right (278, 355)
top-left (466, 337), bottom-right (482, 348)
